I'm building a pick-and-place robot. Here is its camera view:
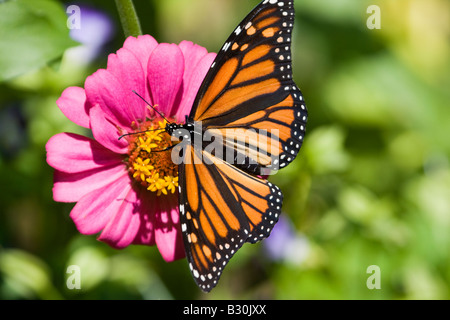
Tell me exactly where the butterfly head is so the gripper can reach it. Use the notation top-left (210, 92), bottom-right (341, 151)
top-left (165, 116), bottom-right (195, 137)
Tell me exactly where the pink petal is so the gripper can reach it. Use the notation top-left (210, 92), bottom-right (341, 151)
top-left (179, 40), bottom-right (209, 67)
top-left (97, 185), bottom-right (142, 249)
top-left (123, 35), bottom-right (158, 83)
top-left (178, 41), bottom-right (209, 94)
top-left (175, 51), bottom-right (216, 121)
top-left (52, 164), bottom-right (127, 203)
top-left (70, 174), bottom-right (132, 235)
top-left (89, 104), bottom-right (128, 154)
top-left (106, 48), bottom-right (147, 121)
top-left (85, 69), bottom-right (138, 129)
top-left (56, 86), bottom-right (91, 129)
top-left (132, 190), bottom-right (157, 246)
top-left (147, 43), bottom-right (185, 117)
top-left (46, 133), bottom-right (123, 173)
top-left (154, 194), bottom-right (185, 262)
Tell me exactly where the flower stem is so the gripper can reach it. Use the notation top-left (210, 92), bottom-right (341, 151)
top-left (114, 0), bottom-right (142, 38)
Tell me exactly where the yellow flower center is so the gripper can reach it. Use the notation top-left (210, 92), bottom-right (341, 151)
top-left (126, 119), bottom-right (178, 196)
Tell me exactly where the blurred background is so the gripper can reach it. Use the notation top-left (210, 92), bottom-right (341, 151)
top-left (0, 0), bottom-right (449, 300)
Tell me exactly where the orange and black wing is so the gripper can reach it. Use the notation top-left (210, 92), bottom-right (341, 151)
top-left (178, 144), bottom-right (282, 292)
top-left (190, 0), bottom-right (307, 172)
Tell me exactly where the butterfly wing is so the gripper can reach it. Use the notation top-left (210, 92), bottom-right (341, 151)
top-left (179, 0), bottom-right (307, 292)
top-left (178, 144), bottom-right (282, 292)
top-left (190, 0), bottom-right (307, 172)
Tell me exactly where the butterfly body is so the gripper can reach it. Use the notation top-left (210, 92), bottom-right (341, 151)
top-left (165, 117), bottom-right (195, 140)
top-left (173, 0), bottom-right (307, 292)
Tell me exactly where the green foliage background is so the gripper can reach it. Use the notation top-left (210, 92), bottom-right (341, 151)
top-left (0, 0), bottom-right (449, 299)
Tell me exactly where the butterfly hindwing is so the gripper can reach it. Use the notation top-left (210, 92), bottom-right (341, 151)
top-left (178, 144), bottom-right (282, 292)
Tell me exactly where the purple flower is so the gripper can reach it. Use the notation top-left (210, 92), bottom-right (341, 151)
top-left (66, 5), bottom-right (115, 64)
top-left (264, 216), bottom-right (310, 265)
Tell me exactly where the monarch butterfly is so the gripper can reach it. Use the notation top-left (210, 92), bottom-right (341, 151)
top-left (165, 0), bottom-right (307, 292)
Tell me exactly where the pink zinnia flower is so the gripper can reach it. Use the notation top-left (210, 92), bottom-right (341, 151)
top-left (46, 35), bottom-right (216, 262)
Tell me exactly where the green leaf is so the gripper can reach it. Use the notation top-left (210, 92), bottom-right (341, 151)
top-left (0, 249), bottom-right (62, 299)
top-left (0, 0), bottom-right (78, 82)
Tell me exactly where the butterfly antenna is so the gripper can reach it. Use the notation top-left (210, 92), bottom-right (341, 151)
top-left (118, 91), bottom-right (171, 141)
top-left (118, 128), bottom-right (163, 140)
top-left (132, 90), bottom-right (171, 123)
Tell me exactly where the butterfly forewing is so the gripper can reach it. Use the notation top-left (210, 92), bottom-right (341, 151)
top-left (189, 0), bottom-right (307, 171)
